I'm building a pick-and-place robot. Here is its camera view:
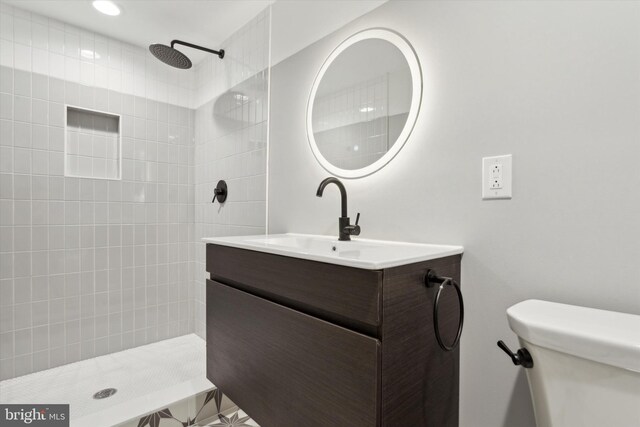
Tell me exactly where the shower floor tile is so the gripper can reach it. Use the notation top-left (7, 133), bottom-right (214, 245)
top-left (0, 334), bottom-right (213, 427)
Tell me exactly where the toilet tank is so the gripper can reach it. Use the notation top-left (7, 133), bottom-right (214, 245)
top-left (507, 300), bottom-right (640, 427)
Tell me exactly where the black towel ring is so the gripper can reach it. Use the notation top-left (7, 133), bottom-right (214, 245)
top-left (425, 269), bottom-right (464, 352)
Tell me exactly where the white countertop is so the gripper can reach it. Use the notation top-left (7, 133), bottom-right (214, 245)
top-left (202, 233), bottom-right (463, 270)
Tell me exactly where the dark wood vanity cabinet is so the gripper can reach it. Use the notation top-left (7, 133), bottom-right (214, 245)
top-left (206, 244), bottom-right (462, 427)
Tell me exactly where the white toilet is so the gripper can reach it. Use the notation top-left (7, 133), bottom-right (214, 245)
top-left (506, 299), bottom-right (640, 427)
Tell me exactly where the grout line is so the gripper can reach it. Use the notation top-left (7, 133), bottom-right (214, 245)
top-left (264, 4), bottom-right (272, 236)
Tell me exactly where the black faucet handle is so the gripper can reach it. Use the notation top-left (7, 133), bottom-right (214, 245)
top-left (345, 213), bottom-right (361, 236)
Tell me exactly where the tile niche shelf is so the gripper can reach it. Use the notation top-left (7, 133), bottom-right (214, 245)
top-left (65, 105), bottom-right (121, 180)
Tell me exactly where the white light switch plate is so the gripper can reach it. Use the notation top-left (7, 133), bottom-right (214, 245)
top-left (482, 155), bottom-right (512, 199)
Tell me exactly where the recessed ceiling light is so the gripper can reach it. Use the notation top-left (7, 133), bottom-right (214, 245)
top-left (93, 0), bottom-right (120, 16)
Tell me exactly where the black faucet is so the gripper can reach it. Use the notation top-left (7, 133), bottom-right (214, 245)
top-left (316, 177), bottom-right (361, 241)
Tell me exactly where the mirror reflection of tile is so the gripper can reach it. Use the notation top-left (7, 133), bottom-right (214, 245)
top-left (312, 71), bottom-right (410, 171)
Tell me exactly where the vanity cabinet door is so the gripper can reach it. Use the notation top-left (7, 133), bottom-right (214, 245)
top-left (206, 244), bottom-right (382, 336)
top-left (206, 279), bottom-right (381, 427)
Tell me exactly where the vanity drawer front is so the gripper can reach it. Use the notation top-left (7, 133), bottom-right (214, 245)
top-left (206, 279), bottom-right (380, 427)
top-left (206, 244), bottom-right (382, 333)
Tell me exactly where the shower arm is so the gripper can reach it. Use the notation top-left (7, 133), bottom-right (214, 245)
top-left (170, 40), bottom-right (225, 59)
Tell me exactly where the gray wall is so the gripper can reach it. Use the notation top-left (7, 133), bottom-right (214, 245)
top-left (268, 1), bottom-right (640, 426)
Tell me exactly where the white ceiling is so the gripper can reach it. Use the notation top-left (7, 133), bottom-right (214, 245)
top-left (5, 0), bottom-right (274, 64)
top-left (5, 0), bottom-right (386, 67)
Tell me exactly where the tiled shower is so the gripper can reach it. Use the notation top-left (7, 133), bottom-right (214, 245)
top-left (0, 1), bottom-right (270, 382)
top-left (192, 9), bottom-right (270, 338)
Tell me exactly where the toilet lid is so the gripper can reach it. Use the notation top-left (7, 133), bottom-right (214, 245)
top-left (507, 299), bottom-right (640, 373)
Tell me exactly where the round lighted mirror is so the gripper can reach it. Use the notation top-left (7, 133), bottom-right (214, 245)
top-left (307, 28), bottom-right (422, 178)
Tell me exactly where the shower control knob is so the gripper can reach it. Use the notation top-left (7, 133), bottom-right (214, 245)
top-left (212, 180), bottom-right (228, 204)
top-left (497, 340), bottom-right (534, 368)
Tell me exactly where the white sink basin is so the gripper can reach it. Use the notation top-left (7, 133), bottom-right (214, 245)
top-left (202, 233), bottom-right (463, 269)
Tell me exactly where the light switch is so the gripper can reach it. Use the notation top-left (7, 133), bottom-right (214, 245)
top-left (482, 155), bottom-right (512, 199)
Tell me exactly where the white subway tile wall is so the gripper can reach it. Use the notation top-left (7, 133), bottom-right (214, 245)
top-left (0, 5), bottom-right (194, 108)
top-left (0, 1), bottom-right (271, 379)
top-left (192, 9), bottom-right (270, 338)
top-left (0, 3), bottom-right (199, 380)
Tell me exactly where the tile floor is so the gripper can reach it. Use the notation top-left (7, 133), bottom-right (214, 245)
top-left (203, 409), bottom-right (259, 426)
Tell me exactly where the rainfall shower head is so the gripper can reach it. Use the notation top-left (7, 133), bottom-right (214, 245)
top-left (149, 44), bottom-right (192, 69)
top-left (149, 40), bottom-right (224, 69)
